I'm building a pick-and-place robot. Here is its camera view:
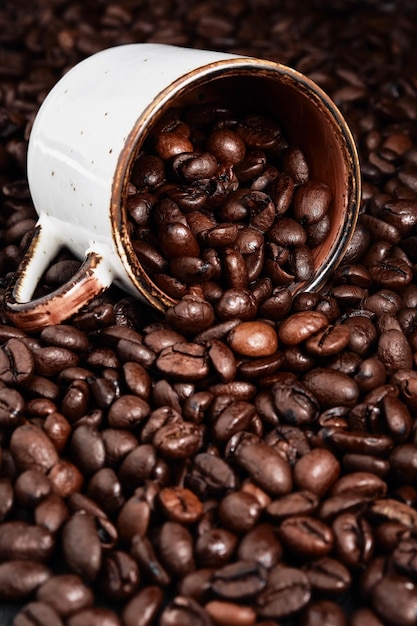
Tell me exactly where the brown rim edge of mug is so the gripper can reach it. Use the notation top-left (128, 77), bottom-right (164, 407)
top-left (112, 55), bottom-right (362, 314)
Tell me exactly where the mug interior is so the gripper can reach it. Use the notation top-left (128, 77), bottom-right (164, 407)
top-left (113, 59), bottom-right (361, 311)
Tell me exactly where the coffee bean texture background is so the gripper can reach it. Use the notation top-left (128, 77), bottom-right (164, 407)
top-left (1, 1), bottom-right (417, 625)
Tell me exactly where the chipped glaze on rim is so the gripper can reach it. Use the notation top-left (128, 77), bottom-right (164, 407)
top-left (111, 56), bottom-right (361, 313)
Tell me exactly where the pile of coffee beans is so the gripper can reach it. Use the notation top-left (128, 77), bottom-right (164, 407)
top-left (127, 103), bottom-right (332, 301)
top-left (2, 1), bottom-right (417, 625)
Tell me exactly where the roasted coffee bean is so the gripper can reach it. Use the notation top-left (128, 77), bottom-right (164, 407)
top-left (279, 515), bottom-right (334, 559)
top-left (293, 449), bottom-right (340, 496)
top-left (321, 427), bottom-right (394, 456)
top-left (0, 560), bottom-right (51, 601)
top-left (153, 420), bottom-right (203, 460)
top-left (257, 566), bottom-right (311, 619)
top-left (205, 600), bottom-right (256, 626)
top-left (102, 428), bottom-right (138, 466)
top-left (227, 321), bottom-right (278, 357)
top-left (87, 467), bottom-right (124, 514)
top-left (130, 535), bottom-right (171, 586)
top-left (0, 520), bottom-right (54, 562)
top-left (157, 521), bottom-right (195, 576)
top-left (0, 478), bottom-right (14, 521)
top-left (14, 601), bottom-right (63, 626)
top-left (119, 444), bottom-right (158, 488)
top-left (218, 490), bottom-right (262, 533)
top-left (237, 522), bottom-right (282, 570)
top-left (0, 386), bottom-right (24, 426)
top-left (66, 608), bottom-right (121, 626)
top-left (195, 528), bottom-right (238, 568)
top-left (343, 453), bottom-right (390, 478)
top-left (278, 311), bottom-right (329, 345)
top-left (300, 599), bottom-right (347, 626)
top-left (14, 468), bottom-right (51, 507)
top-left (156, 343), bottom-right (209, 381)
top-left (272, 381), bottom-right (319, 426)
top-left (43, 411), bottom-right (72, 452)
top-left (215, 288), bottom-right (259, 321)
top-left (303, 368), bottom-right (360, 409)
top-left (210, 559), bottom-right (267, 600)
top-left (40, 325), bottom-right (89, 352)
top-left (10, 424), bottom-right (58, 472)
top-left (60, 379), bottom-right (90, 421)
top-left (69, 424), bottom-right (105, 475)
top-left (369, 498), bottom-right (417, 528)
top-left (47, 460), bottom-right (84, 498)
top-left (99, 550), bottom-right (140, 601)
top-left (158, 486), bottom-right (203, 524)
top-left (333, 512), bottom-right (374, 568)
top-left (122, 586), bottom-right (163, 626)
top-left (0, 337), bottom-right (34, 384)
top-left (36, 574), bottom-right (94, 617)
top-left (178, 568), bottom-right (214, 604)
top-left (267, 490), bottom-right (319, 520)
top-left (330, 471), bottom-right (387, 499)
top-left (371, 574), bottom-right (417, 626)
top-left (305, 324), bottom-right (351, 356)
top-left (61, 512), bottom-right (102, 582)
top-left (378, 328), bottom-right (413, 374)
top-left (214, 400), bottom-right (257, 442)
top-left (186, 452), bottom-right (238, 497)
top-left (233, 438), bottom-right (293, 496)
top-left (34, 494), bottom-right (69, 534)
top-left (107, 394), bottom-right (150, 429)
top-left (159, 595), bottom-right (212, 626)
top-left (34, 346), bottom-right (79, 376)
top-left (350, 608), bottom-right (385, 626)
top-left (302, 556), bottom-right (351, 595)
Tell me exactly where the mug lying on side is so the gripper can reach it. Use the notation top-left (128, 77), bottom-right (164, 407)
top-left (3, 43), bottom-right (361, 332)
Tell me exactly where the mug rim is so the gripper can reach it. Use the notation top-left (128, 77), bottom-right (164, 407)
top-left (111, 55), bottom-right (361, 311)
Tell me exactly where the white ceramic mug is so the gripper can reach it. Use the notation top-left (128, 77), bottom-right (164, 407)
top-left (3, 43), bottom-right (361, 332)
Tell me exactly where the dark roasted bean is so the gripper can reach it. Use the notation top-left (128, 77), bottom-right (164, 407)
top-left (303, 556), bottom-right (351, 595)
top-left (293, 448), bottom-right (340, 496)
top-left (0, 338), bottom-right (34, 384)
top-left (36, 574), bottom-right (94, 617)
top-left (130, 535), bottom-right (170, 586)
top-left (10, 423), bottom-right (58, 472)
top-left (61, 512), bottom-right (102, 582)
top-left (279, 515), bottom-right (334, 559)
top-left (303, 368), bottom-right (360, 409)
top-left (66, 608), bottom-right (121, 626)
top-left (257, 566), bottom-right (311, 619)
top-left (122, 586), bottom-right (163, 626)
top-left (333, 512), bottom-right (374, 568)
top-left (99, 550), bottom-right (140, 601)
top-left (233, 438), bottom-right (293, 496)
top-left (210, 559), bottom-right (267, 600)
top-left (0, 560), bottom-right (51, 601)
top-left (14, 601), bottom-right (63, 626)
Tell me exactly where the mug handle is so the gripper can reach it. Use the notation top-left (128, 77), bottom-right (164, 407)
top-left (3, 221), bottom-right (114, 333)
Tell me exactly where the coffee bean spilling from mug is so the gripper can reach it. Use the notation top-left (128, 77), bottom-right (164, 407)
top-left (4, 2), bottom-right (417, 626)
top-left (127, 104), bottom-right (332, 301)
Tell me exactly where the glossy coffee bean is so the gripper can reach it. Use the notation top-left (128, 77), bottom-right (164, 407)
top-left (0, 560), bottom-right (51, 601)
top-left (279, 515), bottom-right (334, 558)
top-left (294, 449), bottom-right (340, 496)
top-left (256, 566), bottom-right (311, 619)
top-left (14, 601), bottom-right (63, 626)
top-left (122, 586), bottom-right (164, 626)
top-left (61, 512), bottom-right (102, 582)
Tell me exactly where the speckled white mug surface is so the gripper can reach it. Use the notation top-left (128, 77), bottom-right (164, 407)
top-left (4, 43), bottom-right (360, 332)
